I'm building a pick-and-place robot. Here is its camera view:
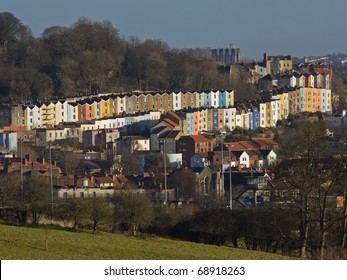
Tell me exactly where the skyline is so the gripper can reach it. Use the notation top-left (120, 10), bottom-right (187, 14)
top-left (1, 0), bottom-right (347, 60)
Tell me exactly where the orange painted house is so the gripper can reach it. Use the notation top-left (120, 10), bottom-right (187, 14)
top-left (218, 108), bottom-right (225, 129)
top-left (78, 100), bottom-right (95, 121)
top-left (193, 111), bottom-right (199, 135)
top-left (314, 88), bottom-right (321, 112)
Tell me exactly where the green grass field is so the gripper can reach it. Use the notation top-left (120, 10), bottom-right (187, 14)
top-left (0, 224), bottom-right (293, 260)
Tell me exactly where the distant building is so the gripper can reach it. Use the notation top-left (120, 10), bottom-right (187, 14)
top-left (263, 53), bottom-right (292, 75)
top-left (211, 47), bottom-right (240, 65)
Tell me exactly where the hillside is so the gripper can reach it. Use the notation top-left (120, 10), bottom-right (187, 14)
top-left (0, 224), bottom-right (292, 260)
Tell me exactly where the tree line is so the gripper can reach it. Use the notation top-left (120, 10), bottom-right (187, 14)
top-left (0, 12), bottom-right (230, 103)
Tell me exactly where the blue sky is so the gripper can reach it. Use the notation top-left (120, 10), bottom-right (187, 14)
top-left (1, 0), bottom-right (346, 60)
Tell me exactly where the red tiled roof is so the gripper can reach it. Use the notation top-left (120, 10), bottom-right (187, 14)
top-left (190, 135), bottom-right (212, 143)
top-left (76, 177), bottom-right (94, 188)
top-left (117, 175), bottom-right (128, 183)
top-left (95, 176), bottom-right (114, 184)
top-left (225, 142), bottom-right (248, 151)
top-left (3, 126), bottom-right (27, 132)
top-left (238, 141), bottom-right (259, 150)
top-left (251, 138), bottom-right (279, 149)
top-left (244, 150), bottom-right (262, 160)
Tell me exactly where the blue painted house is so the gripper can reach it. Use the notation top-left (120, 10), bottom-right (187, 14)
top-left (218, 90), bottom-right (227, 108)
top-left (299, 88), bottom-right (305, 112)
top-left (251, 110), bottom-right (260, 130)
top-left (0, 132), bottom-right (18, 152)
top-left (321, 88), bottom-right (327, 113)
top-left (212, 109), bottom-right (219, 130)
top-left (183, 112), bottom-right (194, 135)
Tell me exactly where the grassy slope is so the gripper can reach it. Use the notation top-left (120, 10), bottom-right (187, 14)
top-left (0, 224), bottom-right (292, 260)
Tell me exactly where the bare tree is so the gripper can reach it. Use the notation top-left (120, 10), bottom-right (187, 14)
top-left (168, 168), bottom-right (197, 199)
top-left (116, 139), bottom-right (141, 175)
top-left (276, 119), bottom-right (327, 258)
top-left (23, 175), bottom-right (51, 225)
top-left (0, 173), bottom-right (20, 218)
top-left (60, 151), bottom-right (81, 180)
top-left (87, 197), bottom-right (110, 234)
top-left (276, 118), bottom-right (347, 259)
top-left (55, 197), bottom-right (88, 229)
top-left (112, 188), bottom-right (153, 236)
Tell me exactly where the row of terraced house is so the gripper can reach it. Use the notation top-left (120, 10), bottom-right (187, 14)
top-left (0, 86), bottom-right (332, 133)
top-left (3, 90), bottom-right (234, 130)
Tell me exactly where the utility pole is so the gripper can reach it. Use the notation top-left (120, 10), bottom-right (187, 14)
top-left (20, 138), bottom-right (23, 197)
top-left (163, 139), bottom-right (168, 205)
top-left (49, 146), bottom-right (53, 218)
top-left (220, 131), bottom-right (226, 200)
top-left (229, 149), bottom-right (233, 211)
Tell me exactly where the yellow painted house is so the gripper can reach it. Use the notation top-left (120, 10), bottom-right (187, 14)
top-left (109, 95), bottom-right (117, 117)
top-left (276, 91), bottom-right (289, 119)
top-left (42, 101), bottom-right (56, 128)
top-left (304, 88), bottom-right (318, 113)
top-left (226, 90), bottom-right (235, 108)
top-left (260, 102), bottom-right (272, 128)
top-left (99, 97), bottom-right (111, 118)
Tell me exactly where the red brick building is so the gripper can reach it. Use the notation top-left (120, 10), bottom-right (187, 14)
top-left (176, 135), bottom-right (213, 167)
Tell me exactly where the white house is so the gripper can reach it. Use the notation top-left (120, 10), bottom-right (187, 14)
top-left (271, 96), bottom-right (280, 127)
top-left (260, 149), bottom-right (277, 166)
top-left (66, 102), bottom-right (79, 122)
top-left (224, 108), bottom-right (236, 131)
top-left (238, 150), bottom-right (262, 168)
top-left (23, 103), bottom-right (42, 130)
top-left (172, 91), bottom-right (182, 111)
top-left (210, 90), bottom-right (219, 108)
top-left (55, 100), bottom-right (69, 125)
top-left (167, 153), bottom-right (183, 168)
top-left (255, 64), bottom-right (267, 77)
top-left (296, 74), bottom-right (306, 87)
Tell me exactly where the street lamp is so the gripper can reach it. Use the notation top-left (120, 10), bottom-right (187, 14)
top-left (20, 138), bottom-right (24, 197)
top-left (221, 134), bottom-right (224, 174)
top-left (229, 148), bottom-right (233, 211)
top-left (159, 139), bottom-right (168, 205)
